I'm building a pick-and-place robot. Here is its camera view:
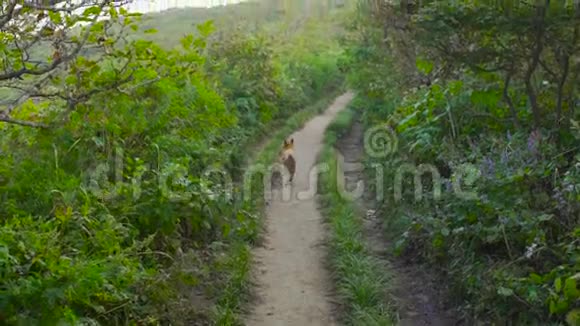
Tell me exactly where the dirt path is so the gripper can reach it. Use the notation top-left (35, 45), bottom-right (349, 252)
top-left (245, 92), bottom-right (354, 326)
top-left (336, 117), bottom-right (460, 326)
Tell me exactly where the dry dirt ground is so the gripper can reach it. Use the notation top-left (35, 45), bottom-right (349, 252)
top-left (244, 92), bottom-right (354, 326)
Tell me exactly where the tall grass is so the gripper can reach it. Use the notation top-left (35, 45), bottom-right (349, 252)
top-left (318, 107), bottom-right (394, 326)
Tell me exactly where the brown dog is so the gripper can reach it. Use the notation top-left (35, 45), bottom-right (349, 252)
top-left (278, 138), bottom-right (296, 183)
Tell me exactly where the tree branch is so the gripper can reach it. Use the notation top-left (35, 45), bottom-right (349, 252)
top-left (502, 69), bottom-right (520, 128)
top-left (0, 0), bottom-right (127, 128)
top-left (0, 113), bottom-right (48, 128)
top-left (0, 0), bottom-right (110, 81)
top-left (524, 1), bottom-right (548, 130)
top-left (0, 1), bottom-right (18, 30)
top-left (22, 0), bottom-right (100, 12)
top-left (539, 58), bottom-right (557, 78)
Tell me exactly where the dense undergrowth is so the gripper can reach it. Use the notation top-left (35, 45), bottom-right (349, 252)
top-left (318, 107), bottom-right (393, 326)
top-left (345, 1), bottom-right (580, 325)
top-left (0, 1), bottom-right (348, 324)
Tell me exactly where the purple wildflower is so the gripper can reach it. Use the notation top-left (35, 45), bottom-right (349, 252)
top-left (501, 150), bottom-right (509, 165)
top-left (552, 187), bottom-right (568, 211)
top-left (527, 137), bottom-right (535, 153)
top-left (482, 156), bottom-right (495, 177)
top-left (444, 179), bottom-right (453, 192)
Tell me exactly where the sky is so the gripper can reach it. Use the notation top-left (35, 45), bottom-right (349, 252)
top-left (123, 0), bottom-right (248, 13)
top-left (17, 0), bottom-right (251, 30)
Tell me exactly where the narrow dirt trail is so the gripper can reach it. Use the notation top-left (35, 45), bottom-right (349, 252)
top-left (245, 92), bottom-right (354, 326)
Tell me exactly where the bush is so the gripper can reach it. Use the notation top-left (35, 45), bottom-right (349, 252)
top-left (346, 1), bottom-right (580, 324)
top-left (0, 3), bottom-right (347, 324)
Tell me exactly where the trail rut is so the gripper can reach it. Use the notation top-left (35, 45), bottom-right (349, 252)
top-left (336, 117), bottom-right (460, 326)
top-left (245, 92), bottom-right (354, 326)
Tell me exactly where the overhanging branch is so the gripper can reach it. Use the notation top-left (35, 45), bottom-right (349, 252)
top-left (0, 113), bottom-right (48, 128)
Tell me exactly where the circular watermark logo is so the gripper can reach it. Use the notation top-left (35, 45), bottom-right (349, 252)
top-left (364, 124), bottom-right (398, 158)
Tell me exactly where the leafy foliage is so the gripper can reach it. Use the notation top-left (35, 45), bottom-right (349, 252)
top-left (0, 1), bottom-right (348, 324)
top-left (347, 0), bottom-right (580, 324)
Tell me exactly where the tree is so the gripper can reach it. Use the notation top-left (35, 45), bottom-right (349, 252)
top-left (0, 0), bottom-right (139, 128)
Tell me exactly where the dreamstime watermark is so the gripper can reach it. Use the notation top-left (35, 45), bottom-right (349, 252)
top-left (364, 122), bottom-right (398, 158)
top-left (332, 149), bottom-right (480, 203)
top-left (82, 123), bottom-right (481, 205)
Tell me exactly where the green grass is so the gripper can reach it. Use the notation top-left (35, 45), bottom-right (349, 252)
top-left (211, 242), bottom-right (252, 325)
top-left (318, 106), bottom-right (394, 326)
top-left (210, 85), bottom-right (346, 325)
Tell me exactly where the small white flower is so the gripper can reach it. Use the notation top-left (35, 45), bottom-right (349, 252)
top-left (525, 242), bottom-right (538, 259)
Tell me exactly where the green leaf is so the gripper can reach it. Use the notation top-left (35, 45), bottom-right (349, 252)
top-left (557, 300), bottom-right (570, 314)
top-left (549, 297), bottom-right (570, 315)
top-left (470, 89), bottom-right (501, 107)
top-left (556, 278), bottom-right (563, 293)
top-left (82, 6), bottom-right (102, 17)
top-left (537, 214), bottom-right (553, 222)
top-left (566, 309), bottom-right (580, 326)
top-left (144, 28), bottom-right (157, 34)
top-left (416, 58), bottom-right (434, 75)
top-left (397, 111), bottom-right (419, 130)
top-left (48, 11), bottom-right (62, 25)
top-left (550, 299), bottom-right (558, 314)
top-left (564, 278), bottom-right (579, 299)
top-left (529, 273), bottom-right (543, 284)
top-left (65, 75), bottom-right (77, 86)
top-left (197, 20), bottom-right (215, 37)
top-left (180, 34), bottom-right (194, 50)
top-left (108, 5), bottom-right (118, 19)
top-left (498, 286), bottom-right (514, 297)
top-left (448, 80), bottom-right (463, 96)
top-left (222, 223), bottom-right (231, 238)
